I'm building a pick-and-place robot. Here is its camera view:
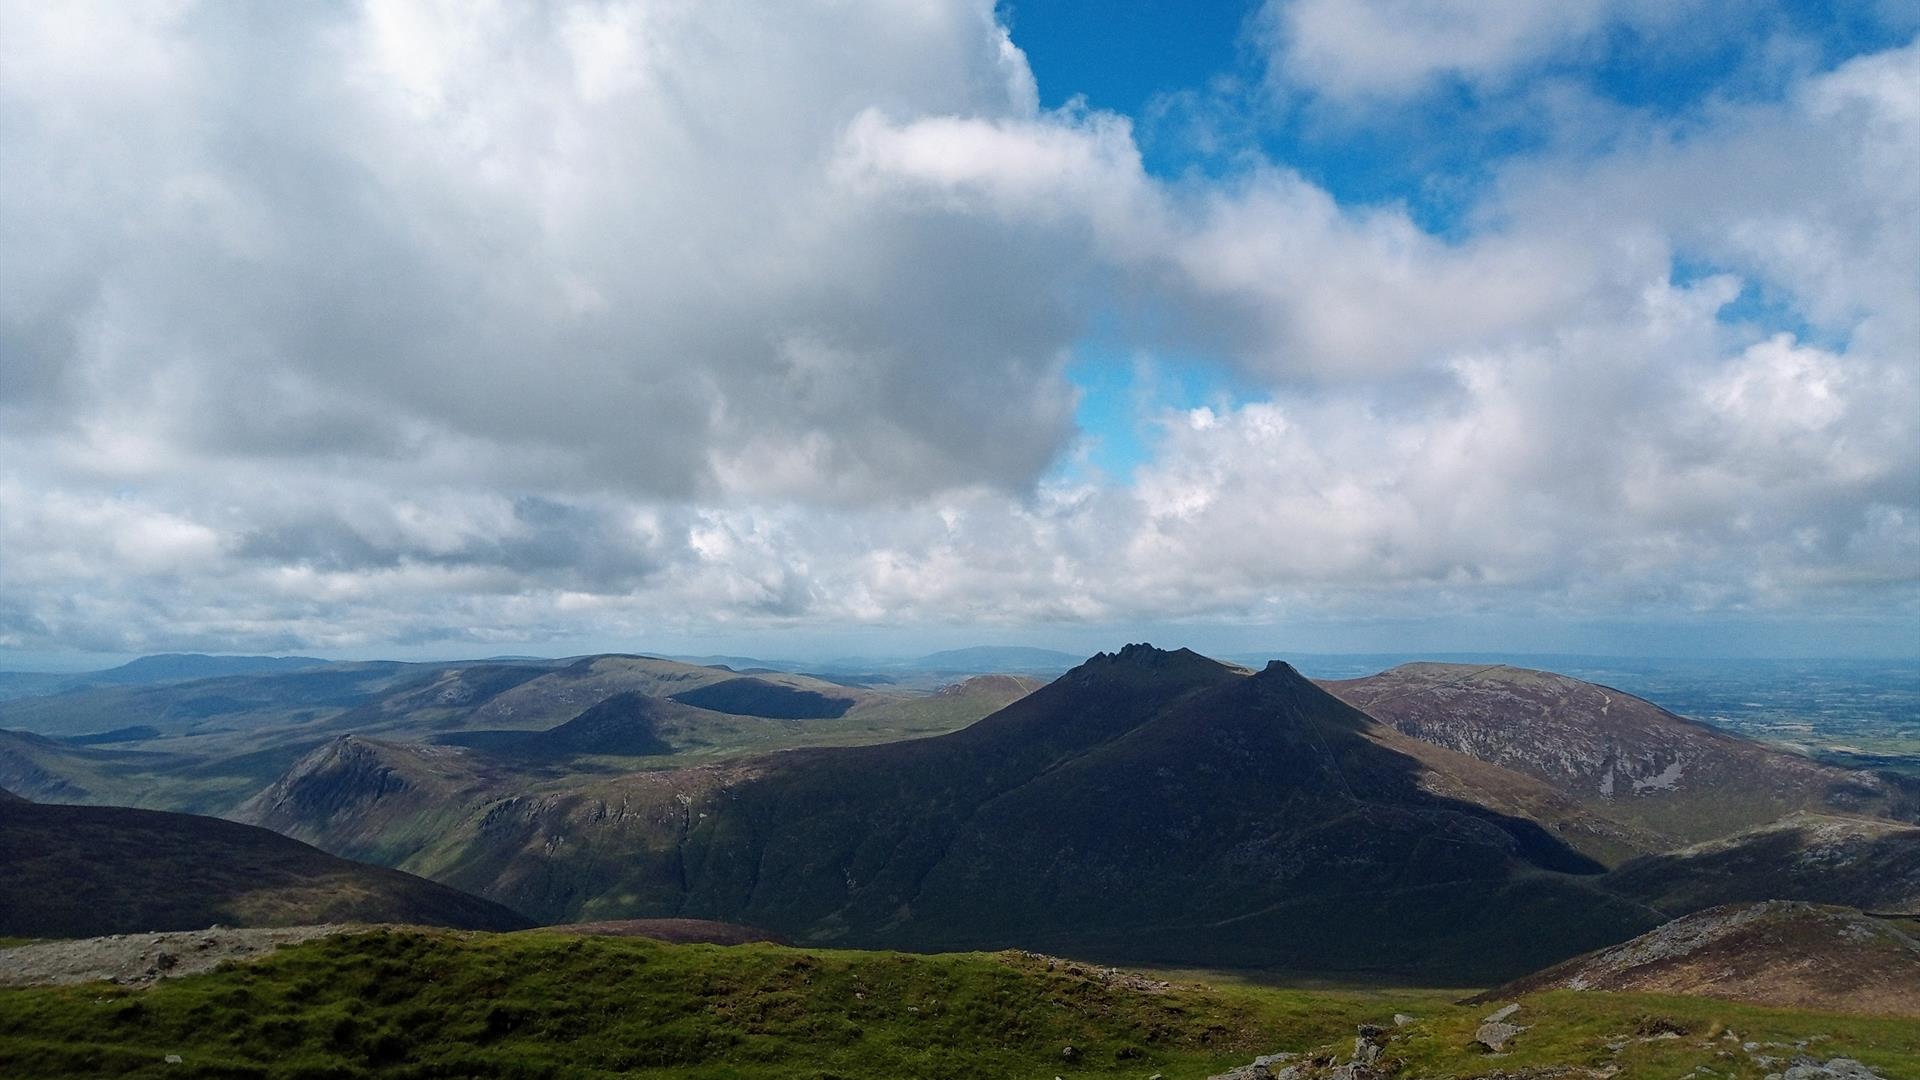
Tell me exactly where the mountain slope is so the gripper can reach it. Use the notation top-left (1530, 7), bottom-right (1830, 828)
top-left (235, 736), bottom-right (508, 868)
top-left (0, 798), bottom-right (531, 937)
top-left (1602, 812), bottom-right (1920, 915)
top-left (1483, 901), bottom-right (1920, 1016)
top-left (245, 645), bottom-right (1658, 980)
top-left (1323, 662), bottom-right (1903, 850)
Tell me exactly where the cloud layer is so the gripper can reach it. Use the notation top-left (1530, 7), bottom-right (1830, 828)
top-left (0, 1), bottom-right (1913, 655)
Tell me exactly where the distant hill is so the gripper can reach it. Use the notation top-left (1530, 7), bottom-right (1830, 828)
top-left (670, 677), bottom-right (856, 719)
top-left (243, 645), bottom-right (1659, 980)
top-left (91, 654), bottom-right (331, 685)
top-left (0, 654), bottom-right (1034, 816)
top-left (0, 661), bottom-right (422, 739)
top-left (517, 692), bottom-right (674, 756)
top-left (0, 798), bottom-right (531, 938)
top-left (909, 646), bottom-right (1084, 673)
top-left (1323, 662), bottom-right (1907, 852)
top-left (0, 655), bottom-right (331, 704)
top-left (1482, 901), bottom-right (1920, 1016)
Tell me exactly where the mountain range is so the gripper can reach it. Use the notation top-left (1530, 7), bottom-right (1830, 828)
top-left (4, 643), bottom-right (1915, 989)
top-left (228, 645), bottom-right (1915, 981)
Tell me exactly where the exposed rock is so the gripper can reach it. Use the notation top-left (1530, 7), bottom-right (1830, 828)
top-left (1480, 901), bottom-right (1920, 1017)
top-left (1766, 1059), bottom-right (1889, 1080)
top-left (1353, 1025), bottom-right (1387, 1065)
top-left (0, 925), bottom-right (353, 988)
top-left (1392, 1013), bottom-right (1417, 1026)
top-left (1484, 1003), bottom-right (1522, 1023)
top-left (1476, 1020), bottom-right (1526, 1052)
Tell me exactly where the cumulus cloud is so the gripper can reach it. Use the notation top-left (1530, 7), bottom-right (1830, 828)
top-left (1255, 0), bottom-right (1699, 102)
top-left (0, 0), bottom-right (1075, 502)
top-left (0, 1), bottom-right (1912, 655)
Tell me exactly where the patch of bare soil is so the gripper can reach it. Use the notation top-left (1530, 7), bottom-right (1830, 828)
top-left (0, 924), bottom-right (353, 988)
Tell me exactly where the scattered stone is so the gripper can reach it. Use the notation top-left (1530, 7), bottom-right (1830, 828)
top-left (1765, 1058), bottom-right (1890, 1080)
top-left (1475, 1020), bottom-right (1525, 1052)
top-left (1483, 1003), bottom-right (1522, 1023)
top-left (1392, 1013), bottom-right (1417, 1027)
top-left (1061, 1045), bottom-right (1079, 1061)
top-left (164, 1055), bottom-right (182, 1065)
top-left (1353, 1025), bottom-right (1387, 1066)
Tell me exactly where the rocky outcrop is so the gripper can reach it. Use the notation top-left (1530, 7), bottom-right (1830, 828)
top-left (1323, 663), bottom-right (1905, 851)
top-left (1481, 901), bottom-right (1920, 1017)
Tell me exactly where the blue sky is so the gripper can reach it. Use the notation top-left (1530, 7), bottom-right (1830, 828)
top-left (0, 0), bottom-right (1914, 664)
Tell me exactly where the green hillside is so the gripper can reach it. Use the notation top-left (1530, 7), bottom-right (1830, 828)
top-left (1, 929), bottom-right (1914, 1079)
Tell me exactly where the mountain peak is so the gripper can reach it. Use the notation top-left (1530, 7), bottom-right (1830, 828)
top-left (1087, 643), bottom-right (1208, 668)
top-left (1256, 658), bottom-right (1309, 682)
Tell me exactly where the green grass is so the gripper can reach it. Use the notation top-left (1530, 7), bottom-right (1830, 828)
top-left (0, 930), bottom-right (1435, 1079)
top-left (0, 930), bottom-right (1912, 1080)
top-left (1377, 990), bottom-right (1920, 1079)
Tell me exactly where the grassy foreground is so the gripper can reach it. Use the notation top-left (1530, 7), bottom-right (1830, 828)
top-left (0, 929), bottom-right (1912, 1079)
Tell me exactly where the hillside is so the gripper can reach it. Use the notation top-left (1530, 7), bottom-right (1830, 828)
top-left (1323, 662), bottom-right (1905, 850)
top-left (0, 654), bottom-right (330, 704)
top-left (0, 661), bottom-right (425, 740)
top-left (0, 799), bottom-right (531, 937)
top-left (1603, 812), bottom-right (1920, 915)
top-left (0, 655), bottom-right (1034, 815)
top-left (1, 928), bottom-right (1916, 1079)
top-left (1482, 901), bottom-right (1920, 1016)
top-left (242, 645), bottom-right (1660, 980)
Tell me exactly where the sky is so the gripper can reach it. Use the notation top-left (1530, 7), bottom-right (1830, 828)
top-left (0, 0), bottom-right (1916, 666)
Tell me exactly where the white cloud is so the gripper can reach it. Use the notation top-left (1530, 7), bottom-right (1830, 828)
top-left (1256, 0), bottom-right (1697, 102)
top-left (0, 2), bottom-right (1912, 655)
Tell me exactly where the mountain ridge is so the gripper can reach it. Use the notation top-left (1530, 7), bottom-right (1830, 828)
top-left (0, 798), bottom-right (531, 937)
top-left (240, 645), bottom-right (1657, 979)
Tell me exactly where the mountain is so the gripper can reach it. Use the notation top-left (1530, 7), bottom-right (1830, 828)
top-left (0, 798), bottom-right (531, 938)
top-left (0, 653), bottom-right (1028, 816)
top-left (930, 673), bottom-right (1046, 708)
top-left (669, 676), bottom-right (856, 719)
top-left (1482, 901), bottom-right (1920, 1016)
top-left (236, 736), bottom-right (507, 868)
top-left (513, 692), bottom-right (675, 756)
top-left (88, 653), bottom-right (331, 685)
top-left (910, 646), bottom-right (1084, 673)
top-left (1322, 662), bottom-right (1907, 851)
top-left (0, 655), bottom-right (332, 704)
top-left (1603, 812), bottom-right (1920, 915)
top-left (243, 645), bottom-right (1659, 980)
top-left (0, 661), bottom-right (423, 739)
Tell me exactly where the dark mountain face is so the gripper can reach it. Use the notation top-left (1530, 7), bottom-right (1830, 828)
top-left (1602, 813), bottom-right (1920, 915)
top-left (253, 646), bottom-right (1652, 980)
top-left (0, 799), bottom-right (531, 938)
top-left (669, 677), bottom-right (855, 719)
top-left (520, 692), bottom-right (674, 756)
